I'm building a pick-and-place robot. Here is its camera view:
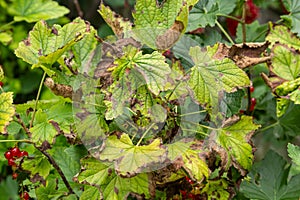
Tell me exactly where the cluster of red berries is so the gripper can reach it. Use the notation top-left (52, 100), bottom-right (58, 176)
top-left (178, 177), bottom-right (201, 200)
top-left (4, 147), bottom-right (30, 199)
top-left (226, 0), bottom-right (259, 36)
top-left (249, 86), bottom-right (256, 112)
top-left (4, 147), bottom-right (28, 168)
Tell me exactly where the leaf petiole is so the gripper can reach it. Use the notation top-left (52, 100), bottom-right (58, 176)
top-left (136, 123), bottom-right (156, 146)
top-left (216, 20), bottom-right (235, 45)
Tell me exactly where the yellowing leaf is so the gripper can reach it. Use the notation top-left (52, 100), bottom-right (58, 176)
top-left (188, 46), bottom-right (250, 109)
top-left (77, 158), bottom-right (151, 199)
top-left (267, 25), bottom-right (300, 51)
top-left (272, 45), bottom-right (300, 80)
top-left (99, 134), bottom-right (167, 176)
top-left (15, 18), bottom-right (90, 69)
top-left (215, 116), bottom-right (260, 171)
top-left (9, 0), bottom-right (69, 23)
top-left (98, 3), bottom-right (132, 38)
top-left (22, 155), bottom-right (51, 179)
top-left (30, 110), bottom-right (57, 145)
top-left (0, 92), bottom-right (15, 133)
top-left (182, 149), bottom-right (209, 181)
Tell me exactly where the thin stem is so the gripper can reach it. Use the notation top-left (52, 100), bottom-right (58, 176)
top-left (179, 110), bottom-right (207, 117)
top-left (242, 0), bottom-right (247, 43)
top-left (30, 72), bottom-right (46, 128)
top-left (181, 128), bottom-right (208, 136)
top-left (257, 122), bottom-right (279, 133)
top-left (73, 0), bottom-right (84, 18)
top-left (217, 14), bottom-right (243, 23)
top-left (136, 123), bottom-right (156, 146)
top-left (37, 146), bottom-right (75, 195)
top-left (181, 119), bottom-right (219, 131)
top-left (0, 139), bottom-right (32, 143)
top-left (0, 21), bottom-right (16, 32)
top-left (216, 20), bottom-right (235, 45)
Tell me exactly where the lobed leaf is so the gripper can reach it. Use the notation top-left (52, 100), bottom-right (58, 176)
top-left (77, 157), bottom-right (151, 199)
top-left (187, 0), bottom-right (236, 31)
top-left (281, 0), bottom-right (300, 36)
top-left (287, 143), bottom-right (300, 174)
top-left (99, 134), bottom-right (167, 176)
top-left (15, 18), bottom-right (90, 69)
top-left (132, 0), bottom-right (186, 49)
top-left (9, 0), bottom-right (69, 23)
top-left (240, 150), bottom-right (300, 200)
top-left (98, 3), bottom-right (132, 38)
top-left (188, 46), bottom-right (250, 109)
top-left (267, 25), bottom-right (300, 50)
top-left (0, 92), bottom-right (15, 134)
top-left (215, 116), bottom-right (260, 171)
top-left (22, 155), bottom-right (51, 179)
top-left (272, 45), bottom-right (300, 81)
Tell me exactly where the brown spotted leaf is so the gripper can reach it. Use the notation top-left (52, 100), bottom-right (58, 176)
top-left (99, 134), bottom-right (167, 177)
top-left (213, 42), bottom-right (270, 69)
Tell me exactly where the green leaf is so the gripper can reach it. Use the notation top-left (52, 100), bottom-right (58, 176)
top-left (98, 3), bottom-right (132, 38)
top-left (71, 27), bottom-right (101, 76)
top-left (0, 32), bottom-right (12, 45)
top-left (80, 186), bottom-right (101, 200)
top-left (77, 157), bottom-right (114, 186)
top-left (22, 155), bottom-right (51, 179)
top-left (187, 0), bottom-right (236, 31)
top-left (236, 21), bottom-right (268, 43)
top-left (30, 110), bottom-right (57, 145)
top-left (166, 141), bottom-right (192, 161)
top-left (240, 150), bottom-right (300, 200)
top-left (201, 179), bottom-right (229, 200)
top-left (132, 0), bottom-right (184, 49)
top-left (188, 46), bottom-right (250, 109)
top-left (101, 172), bottom-right (151, 200)
top-left (272, 45), bottom-right (300, 80)
top-left (49, 147), bottom-right (81, 182)
top-left (0, 176), bottom-right (19, 200)
top-left (77, 158), bottom-right (151, 199)
top-left (287, 143), bottom-right (300, 174)
top-left (215, 116), bottom-right (260, 171)
top-left (99, 134), bottom-right (167, 176)
top-left (290, 89), bottom-right (300, 104)
top-left (9, 0), bottom-right (69, 23)
top-left (15, 18), bottom-right (89, 69)
top-left (281, 0), bottom-right (300, 36)
top-left (121, 47), bottom-right (171, 95)
top-left (35, 178), bottom-right (65, 200)
top-left (0, 92), bottom-right (15, 133)
top-left (219, 89), bottom-right (245, 118)
top-left (267, 25), bottom-right (300, 51)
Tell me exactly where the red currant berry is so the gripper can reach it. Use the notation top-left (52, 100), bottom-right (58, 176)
top-left (185, 176), bottom-right (194, 184)
top-left (180, 190), bottom-right (187, 197)
top-left (12, 172), bottom-right (18, 179)
top-left (4, 151), bottom-right (13, 160)
top-left (20, 151), bottom-right (28, 157)
top-left (10, 147), bottom-right (21, 158)
top-left (20, 192), bottom-right (30, 200)
top-left (187, 193), bottom-right (195, 199)
top-left (239, 110), bottom-right (245, 114)
top-left (0, 81), bottom-right (3, 87)
top-left (7, 158), bottom-right (16, 166)
top-left (249, 86), bottom-right (255, 93)
top-left (249, 97), bottom-right (257, 111)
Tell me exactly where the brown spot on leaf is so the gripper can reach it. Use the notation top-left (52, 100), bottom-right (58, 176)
top-left (51, 27), bottom-right (58, 35)
top-left (214, 42), bottom-right (271, 69)
top-left (38, 49), bottom-right (42, 56)
top-left (23, 38), bottom-right (31, 46)
top-left (156, 21), bottom-right (184, 50)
